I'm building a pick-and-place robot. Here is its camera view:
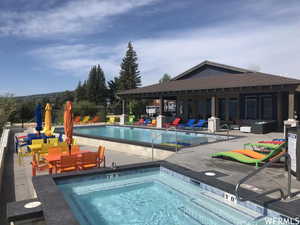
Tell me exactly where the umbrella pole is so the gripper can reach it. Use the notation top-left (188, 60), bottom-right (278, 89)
top-left (68, 144), bottom-right (71, 155)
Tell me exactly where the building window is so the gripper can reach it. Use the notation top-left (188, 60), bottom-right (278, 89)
top-left (206, 98), bottom-right (211, 119)
top-left (261, 95), bottom-right (273, 120)
top-left (245, 96), bottom-right (257, 119)
top-left (198, 99), bottom-right (206, 119)
top-left (188, 99), bottom-right (193, 118)
top-left (218, 98), bottom-right (226, 120)
top-left (228, 98), bottom-right (238, 121)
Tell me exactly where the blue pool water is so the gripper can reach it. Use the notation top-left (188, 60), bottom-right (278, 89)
top-left (73, 125), bottom-right (230, 146)
top-left (57, 168), bottom-right (287, 225)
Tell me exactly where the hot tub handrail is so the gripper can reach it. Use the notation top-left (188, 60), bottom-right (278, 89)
top-left (235, 152), bottom-right (292, 202)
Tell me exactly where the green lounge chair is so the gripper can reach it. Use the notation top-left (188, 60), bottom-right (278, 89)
top-left (244, 142), bottom-right (285, 151)
top-left (212, 144), bottom-right (285, 167)
top-left (127, 115), bottom-right (135, 125)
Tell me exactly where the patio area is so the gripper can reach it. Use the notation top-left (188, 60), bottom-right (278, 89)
top-left (1, 127), bottom-right (300, 224)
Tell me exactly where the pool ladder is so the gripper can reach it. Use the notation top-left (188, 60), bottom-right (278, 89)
top-left (235, 152), bottom-right (292, 202)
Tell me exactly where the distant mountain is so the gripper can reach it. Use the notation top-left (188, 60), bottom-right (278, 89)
top-left (15, 90), bottom-right (74, 102)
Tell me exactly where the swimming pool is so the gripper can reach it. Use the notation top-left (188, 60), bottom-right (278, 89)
top-left (68, 125), bottom-right (233, 148)
top-left (56, 165), bottom-right (293, 225)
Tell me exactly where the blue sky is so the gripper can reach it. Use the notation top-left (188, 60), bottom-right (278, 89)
top-left (0, 0), bottom-right (300, 96)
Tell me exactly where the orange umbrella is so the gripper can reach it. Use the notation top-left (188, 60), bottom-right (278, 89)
top-left (64, 101), bottom-right (73, 155)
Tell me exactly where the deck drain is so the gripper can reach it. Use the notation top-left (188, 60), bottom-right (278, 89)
top-left (24, 201), bottom-right (41, 209)
top-left (205, 172), bottom-right (216, 177)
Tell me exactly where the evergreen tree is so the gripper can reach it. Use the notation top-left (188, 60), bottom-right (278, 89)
top-left (75, 81), bottom-right (87, 102)
top-left (159, 73), bottom-right (171, 84)
top-left (118, 42), bottom-right (141, 90)
top-left (107, 77), bottom-right (120, 103)
top-left (87, 65), bottom-right (107, 105)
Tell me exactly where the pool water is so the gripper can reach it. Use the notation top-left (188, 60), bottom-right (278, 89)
top-left (57, 168), bottom-right (284, 225)
top-left (73, 125), bottom-right (230, 146)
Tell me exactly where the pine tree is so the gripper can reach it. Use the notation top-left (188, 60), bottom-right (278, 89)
top-left (159, 73), bottom-right (171, 84)
top-left (75, 81), bottom-right (87, 102)
top-left (108, 77), bottom-right (120, 103)
top-left (87, 65), bottom-right (107, 105)
top-left (118, 42), bottom-right (141, 90)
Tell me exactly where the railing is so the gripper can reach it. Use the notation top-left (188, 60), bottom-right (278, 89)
top-left (235, 152), bottom-right (292, 202)
top-left (221, 124), bottom-right (231, 141)
top-left (151, 126), bottom-right (178, 161)
top-left (0, 129), bottom-right (10, 193)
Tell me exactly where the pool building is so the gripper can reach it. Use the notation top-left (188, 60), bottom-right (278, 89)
top-left (118, 61), bottom-right (300, 130)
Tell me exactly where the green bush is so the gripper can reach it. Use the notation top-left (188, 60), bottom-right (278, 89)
top-left (0, 94), bottom-right (16, 131)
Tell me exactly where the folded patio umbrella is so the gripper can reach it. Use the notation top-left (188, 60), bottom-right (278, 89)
top-left (44, 103), bottom-right (52, 136)
top-left (64, 101), bottom-right (73, 155)
top-left (35, 104), bottom-right (43, 135)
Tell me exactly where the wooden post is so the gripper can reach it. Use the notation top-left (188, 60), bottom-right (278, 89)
top-left (122, 99), bottom-right (125, 114)
top-left (211, 96), bottom-right (216, 117)
top-left (159, 96), bottom-right (164, 115)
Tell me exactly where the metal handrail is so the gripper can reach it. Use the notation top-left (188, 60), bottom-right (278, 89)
top-left (235, 152), bottom-right (292, 202)
top-left (223, 124), bottom-right (231, 141)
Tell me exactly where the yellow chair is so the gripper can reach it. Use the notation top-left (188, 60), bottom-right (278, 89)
top-left (28, 139), bottom-right (44, 153)
top-left (34, 143), bottom-right (54, 166)
top-left (17, 146), bottom-right (32, 165)
top-left (107, 116), bottom-right (115, 124)
top-left (81, 116), bottom-right (90, 124)
top-left (47, 137), bottom-right (59, 145)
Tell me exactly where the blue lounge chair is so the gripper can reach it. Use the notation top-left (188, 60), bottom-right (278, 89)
top-left (15, 136), bottom-right (28, 152)
top-left (178, 119), bottom-right (196, 128)
top-left (192, 119), bottom-right (207, 128)
top-left (144, 119), bottom-right (152, 125)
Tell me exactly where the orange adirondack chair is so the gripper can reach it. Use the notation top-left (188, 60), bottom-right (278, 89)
top-left (47, 147), bottom-right (62, 174)
top-left (97, 146), bottom-right (106, 167)
top-left (79, 152), bottom-right (98, 170)
top-left (147, 119), bottom-right (157, 127)
top-left (74, 116), bottom-right (81, 124)
top-left (91, 116), bottom-right (100, 123)
top-left (164, 118), bottom-right (181, 128)
top-left (31, 154), bottom-right (52, 176)
top-left (134, 118), bottom-right (144, 125)
top-left (56, 155), bottom-right (78, 173)
top-left (71, 145), bottom-right (80, 154)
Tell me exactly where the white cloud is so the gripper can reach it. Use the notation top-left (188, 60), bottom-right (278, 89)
top-left (134, 22), bottom-right (300, 84)
top-left (30, 18), bottom-right (300, 85)
top-left (27, 0), bottom-right (300, 84)
top-left (30, 43), bottom-right (123, 80)
top-left (0, 0), bottom-right (159, 38)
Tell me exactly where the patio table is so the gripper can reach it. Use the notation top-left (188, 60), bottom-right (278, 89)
top-left (44, 150), bottom-right (92, 173)
top-left (44, 150), bottom-right (92, 163)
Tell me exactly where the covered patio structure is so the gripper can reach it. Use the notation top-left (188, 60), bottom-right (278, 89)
top-left (118, 61), bottom-right (300, 131)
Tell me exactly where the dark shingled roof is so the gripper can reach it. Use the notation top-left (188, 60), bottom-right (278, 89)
top-left (171, 60), bottom-right (253, 80)
top-left (118, 72), bottom-right (300, 95)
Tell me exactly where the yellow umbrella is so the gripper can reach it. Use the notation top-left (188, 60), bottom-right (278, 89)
top-left (44, 103), bottom-right (52, 136)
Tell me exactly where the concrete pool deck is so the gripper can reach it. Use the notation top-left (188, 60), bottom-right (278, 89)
top-left (1, 127), bottom-right (300, 224)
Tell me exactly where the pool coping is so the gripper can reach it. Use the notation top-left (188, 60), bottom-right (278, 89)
top-left (30, 161), bottom-right (300, 225)
top-left (55, 125), bottom-right (241, 151)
